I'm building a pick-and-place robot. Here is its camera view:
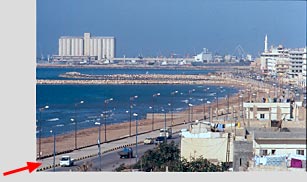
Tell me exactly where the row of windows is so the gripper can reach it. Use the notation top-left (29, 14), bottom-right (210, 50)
top-left (260, 149), bottom-right (304, 156)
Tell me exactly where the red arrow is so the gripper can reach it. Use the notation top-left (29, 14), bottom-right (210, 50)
top-left (3, 162), bottom-right (42, 176)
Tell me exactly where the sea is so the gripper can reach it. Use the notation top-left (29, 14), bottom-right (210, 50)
top-left (36, 67), bottom-right (238, 138)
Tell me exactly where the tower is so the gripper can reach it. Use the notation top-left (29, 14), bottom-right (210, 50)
top-left (264, 34), bottom-right (268, 53)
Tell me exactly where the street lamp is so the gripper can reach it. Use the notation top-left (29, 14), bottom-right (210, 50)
top-left (252, 93), bottom-right (256, 102)
top-left (203, 88), bottom-right (209, 120)
top-left (152, 93), bottom-right (160, 131)
top-left (161, 108), bottom-right (167, 143)
top-left (170, 90), bottom-right (178, 128)
top-left (216, 86), bottom-right (223, 120)
top-left (239, 95), bottom-right (243, 119)
top-left (38, 105), bottom-right (49, 159)
top-left (188, 103), bottom-right (193, 123)
top-left (226, 94), bottom-right (229, 121)
top-left (73, 100), bottom-right (84, 150)
top-left (103, 98), bottom-right (113, 142)
top-left (50, 129), bottom-right (56, 172)
top-left (273, 83), bottom-right (277, 98)
top-left (95, 121), bottom-right (102, 171)
top-left (133, 113), bottom-right (138, 163)
top-left (129, 95), bottom-right (138, 136)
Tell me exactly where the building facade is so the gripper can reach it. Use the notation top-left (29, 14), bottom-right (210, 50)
top-left (57, 33), bottom-right (115, 61)
top-left (243, 102), bottom-right (291, 121)
top-left (180, 123), bottom-right (233, 163)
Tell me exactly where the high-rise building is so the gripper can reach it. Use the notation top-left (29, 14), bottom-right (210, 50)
top-left (56, 33), bottom-right (115, 60)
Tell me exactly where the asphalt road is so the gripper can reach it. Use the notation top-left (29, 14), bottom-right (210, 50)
top-left (46, 134), bottom-right (181, 172)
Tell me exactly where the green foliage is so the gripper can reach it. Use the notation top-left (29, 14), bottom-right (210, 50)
top-left (115, 163), bottom-right (127, 172)
top-left (75, 161), bottom-right (93, 171)
top-left (134, 141), bottom-right (181, 171)
top-left (129, 141), bottom-right (228, 172)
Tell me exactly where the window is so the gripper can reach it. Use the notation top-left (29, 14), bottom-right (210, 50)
top-left (260, 114), bottom-right (265, 119)
top-left (296, 150), bottom-right (304, 155)
top-left (260, 149), bottom-right (268, 156)
top-left (271, 150), bottom-right (276, 155)
top-left (257, 108), bottom-right (269, 111)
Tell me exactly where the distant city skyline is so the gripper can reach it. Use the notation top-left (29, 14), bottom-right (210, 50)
top-left (37, 0), bottom-right (306, 58)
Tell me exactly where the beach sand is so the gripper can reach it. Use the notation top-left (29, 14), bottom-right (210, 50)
top-left (37, 79), bottom-right (273, 157)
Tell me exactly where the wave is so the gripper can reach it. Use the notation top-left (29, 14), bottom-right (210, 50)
top-left (181, 99), bottom-right (189, 103)
top-left (56, 124), bottom-right (64, 127)
top-left (47, 118), bottom-right (59, 122)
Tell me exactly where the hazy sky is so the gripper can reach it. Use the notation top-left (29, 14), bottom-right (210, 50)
top-left (37, 0), bottom-right (306, 58)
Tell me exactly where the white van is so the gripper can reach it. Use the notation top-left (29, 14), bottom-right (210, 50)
top-left (60, 156), bottom-right (74, 167)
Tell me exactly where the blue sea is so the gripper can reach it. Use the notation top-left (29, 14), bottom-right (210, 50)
top-left (36, 68), bottom-right (238, 138)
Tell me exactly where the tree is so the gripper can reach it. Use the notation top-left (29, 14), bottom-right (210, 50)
top-left (128, 141), bottom-right (228, 172)
top-left (75, 161), bottom-right (94, 171)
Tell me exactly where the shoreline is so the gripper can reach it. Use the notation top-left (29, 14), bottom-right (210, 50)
top-left (37, 75), bottom-right (272, 158)
top-left (36, 63), bottom-right (251, 70)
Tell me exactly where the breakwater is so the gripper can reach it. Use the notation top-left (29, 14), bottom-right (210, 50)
top-left (38, 72), bottom-right (245, 86)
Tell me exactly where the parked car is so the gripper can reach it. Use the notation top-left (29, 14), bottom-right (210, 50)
top-left (118, 147), bottom-right (133, 158)
top-left (143, 137), bottom-right (155, 145)
top-left (154, 136), bottom-right (167, 145)
top-left (60, 156), bottom-right (74, 167)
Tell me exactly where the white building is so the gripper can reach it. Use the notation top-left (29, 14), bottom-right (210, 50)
top-left (56, 32), bottom-right (115, 61)
top-left (302, 53), bottom-right (306, 88)
top-left (260, 35), bottom-right (306, 85)
top-left (252, 129), bottom-right (306, 158)
top-left (260, 40), bottom-right (289, 75)
top-left (193, 48), bottom-right (213, 63)
top-left (180, 122), bottom-right (233, 163)
top-left (288, 48), bottom-right (306, 78)
top-left (243, 102), bottom-right (292, 121)
top-left (288, 47), bottom-right (306, 87)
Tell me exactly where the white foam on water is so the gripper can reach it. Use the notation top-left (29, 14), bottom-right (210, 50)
top-left (47, 118), bottom-right (59, 122)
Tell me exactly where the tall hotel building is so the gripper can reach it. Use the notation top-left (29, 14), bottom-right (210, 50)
top-left (55, 33), bottom-right (115, 61)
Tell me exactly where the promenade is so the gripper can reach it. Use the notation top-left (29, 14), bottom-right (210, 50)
top-left (37, 122), bottom-right (190, 171)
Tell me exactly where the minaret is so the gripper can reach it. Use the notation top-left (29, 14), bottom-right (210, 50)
top-left (264, 34), bottom-right (268, 53)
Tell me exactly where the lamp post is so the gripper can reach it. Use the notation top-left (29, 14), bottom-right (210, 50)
top-left (73, 100), bottom-right (84, 150)
top-left (38, 105), bottom-right (49, 159)
top-left (152, 93), bottom-right (160, 131)
top-left (103, 98), bottom-right (113, 142)
top-left (95, 121), bottom-right (102, 171)
top-left (129, 96), bottom-right (138, 136)
top-left (226, 94), bottom-right (229, 121)
top-left (252, 93), bottom-right (256, 102)
top-left (170, 90), bottom-right (178, 128)
top-left (161, 108), bottom-right (167, 143)
top-left (239, 95), bottom-right (243, 119)
top-left (273, 83), bottom-right (276, 98)
top-left (188, 103), bottom-right (193, 123)
top-left (133, 113), bottom-right (138, 163)
top-left (50, 129), bottom-right (56, 172)
top-left (216, 86), bottom-right (222, 120)
top-left (203, 88), bottom-right (209, 120)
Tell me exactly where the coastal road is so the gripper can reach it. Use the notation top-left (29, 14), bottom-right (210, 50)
top-left (45, 134), bottom-right (181, 172)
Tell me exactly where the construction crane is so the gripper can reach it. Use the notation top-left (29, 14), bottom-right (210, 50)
top-left (232, 44), bottom-right (247, 60)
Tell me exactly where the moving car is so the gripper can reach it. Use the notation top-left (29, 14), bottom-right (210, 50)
top-left (143, 137), bottom-right (155, 145)
top-left (60, 156), bottom-right (74, 167)
top-left (154, 136), bottom-right (167, 145)
top-left (159, 128), bottom-right (172, 139)
top-left (118, 147), bottom-right (133, 158)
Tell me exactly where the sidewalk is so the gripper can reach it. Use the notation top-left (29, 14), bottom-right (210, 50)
top-left (37, 122), bottom-right (190, 171)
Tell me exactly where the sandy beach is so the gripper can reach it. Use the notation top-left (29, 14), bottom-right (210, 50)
top-left (37, 74), bottom-right (274, 158)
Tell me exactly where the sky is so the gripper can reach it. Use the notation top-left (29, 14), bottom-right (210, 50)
top-left (37, 0), bottom-right (306, 58)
